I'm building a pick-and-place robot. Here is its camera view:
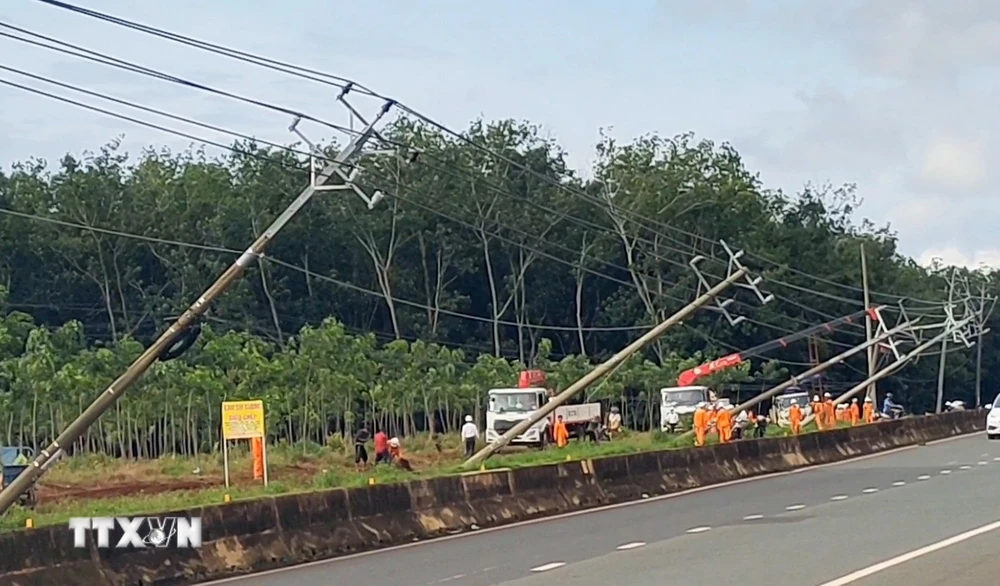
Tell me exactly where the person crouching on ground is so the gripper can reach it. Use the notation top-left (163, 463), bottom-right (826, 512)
top-left (373, 428), bottom-right (390, 465)
top-left (461, 415), bottom-right (479, 458)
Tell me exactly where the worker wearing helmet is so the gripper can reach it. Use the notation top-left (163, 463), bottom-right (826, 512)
top-left (693, 402), bottom-right (709, 447)
top-left (849, 397), bottom-right (860, 426)
top-left (823, 392), bottom-right (836, 429)
top-left (811, 395), bottom-right (825, 430)
top-left (863, 396), bottom-right (876, 423)
top-left (788, 398), bottom-right (803, 435)
top-left (461, 415), bottom-right (479, 458)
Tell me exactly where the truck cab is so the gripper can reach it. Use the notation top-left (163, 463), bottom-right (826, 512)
top-left (484, 370), bottom-right (603, 448)
top-left (485, 387), bottom-right (551, 446)
top-left (659, 386), bottom-right (718, 431)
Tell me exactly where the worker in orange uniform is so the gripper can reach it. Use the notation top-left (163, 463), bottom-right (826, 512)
top-left (553, 414), bottom-right (570, 448)
top-left (811, 395), bottom-right (825, 430)
top-left (693, 402), bottom-right (709, 447)
top-left (849, 398), bottom-right (860, 426)
top-left (788, 399), bottom-right (803, 435)
top-left (823, 393), bottom-right (836, 428)
top-left (863, 396), bottom-right (876, 423)
top-left (251, 436), bottom-right (264, 480)
top-left (716, 404), bottom-right (733, 444)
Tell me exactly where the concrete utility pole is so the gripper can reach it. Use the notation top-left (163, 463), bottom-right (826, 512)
top-left (936, 269), bottom-right (957, 413)
top-left (827, 317), bottom-right (974, 414)
top-left (0, 96), bottom-right (395, 516)
top-left (463, 268), bottom-right (748, 469)
top-left (973, 278), bottom-right (995, 407)
top-left (674, 319), bottom-right (913, 443)
top-left (860, 243), bottom-right (876, 404)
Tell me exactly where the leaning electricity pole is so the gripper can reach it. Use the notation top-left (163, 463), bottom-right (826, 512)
top-left (0, 90), bottom-right (396, 516)
top-left (935, 268), bottom-right (958, 413)
top-left (463, 268), bottom-right (747, 468)
top-left (831, 315), bottom-right (974, 410)
top-left (860, 243), bottom-right (876, 403)
top-left (673, 317), bottom-right (913, 443)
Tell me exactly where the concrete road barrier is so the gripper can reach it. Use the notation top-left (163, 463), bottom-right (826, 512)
top-left (0, 410), bottom-right (985, 586)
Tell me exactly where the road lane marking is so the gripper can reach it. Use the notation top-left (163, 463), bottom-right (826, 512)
top-left (617, 542), bottom-right (646, 550)
top-left (993, 456), bottom-right (1000, 461)
top-left (439, 574), bottom-right (466, 582)
top-left (831, 495), bottom-right (848, 501)
top-left (862, 488), bottom-right (878, 493)
top-left (743, 514), bottom-right (763, 520)
top-left (687, 526), bottom-right (711, 533)
top-left (817, 519), bottom-right (1000, 585)
top-left (785, 504), bottom-right (805, 511)
top-left (918, 475), bottom-right (931, 480)
top-left (940, 470), bottom-right (951, 474)
top-left (892, 481), bottom-right (906, 486)
top-left (197, 432), bottom-right (983, 585)
top-left (531, 562), bottom-right (566, 572)
top-left (960, 465), bottom-right (971, 470)
top-left (979, 461), bottom-right (988, 465)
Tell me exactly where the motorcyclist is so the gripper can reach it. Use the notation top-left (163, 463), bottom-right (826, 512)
top-left (882, 393), bottom-right (903, 419)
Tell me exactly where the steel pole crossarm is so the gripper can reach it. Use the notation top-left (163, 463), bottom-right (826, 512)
top-left (673, 320), bottom-right (915, 443)
top-left (0, 103), bottom-right (394, 516)
top-left (462, 268), bottom-right (748, 469)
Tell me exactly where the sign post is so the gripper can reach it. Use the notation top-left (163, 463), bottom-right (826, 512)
top-left (221, 400), bottom-right (267, 488)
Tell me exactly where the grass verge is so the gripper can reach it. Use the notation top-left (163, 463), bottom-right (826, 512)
top-left (0, 420), bottom-right (846, 533)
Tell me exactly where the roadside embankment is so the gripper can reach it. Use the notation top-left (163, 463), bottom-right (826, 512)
top-left (0, 410), bottom-right (984, 586)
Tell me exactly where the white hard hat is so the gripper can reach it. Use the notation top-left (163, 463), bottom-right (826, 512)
top-left (389, 437), bottom-right (400, 447)
top-left (824, 392), bottom-right (832, 398)
top-left (813, 395), bottom-right (820, 402)
top-left (465, 415), bottom-right (473, 423)
top-left (790, 399), bottom-right (798, 405)
top-left (864, 396), bottom-right (873, 402)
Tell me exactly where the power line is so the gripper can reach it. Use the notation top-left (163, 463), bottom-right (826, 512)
top-left (0, 71), bottom-right (871, 350)
top-left (11, 3), bottom-right (948, 307)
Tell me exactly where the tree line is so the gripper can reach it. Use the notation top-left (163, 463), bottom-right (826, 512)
top-left (0, 118), bottom-right (996, 455)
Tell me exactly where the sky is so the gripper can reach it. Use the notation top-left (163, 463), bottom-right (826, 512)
top-left (2, 0), bottom-right (999, 270)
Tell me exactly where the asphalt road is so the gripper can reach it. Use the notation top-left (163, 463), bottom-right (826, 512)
top-left (205, 433), bottom-right (1000, 586)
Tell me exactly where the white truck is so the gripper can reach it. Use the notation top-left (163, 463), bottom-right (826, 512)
top-left (485, 387), bottom-right (602, 448)
top-left (770, 391), bottom-right (812, 427)
top-left (659, 386), bottom-right (718, 431)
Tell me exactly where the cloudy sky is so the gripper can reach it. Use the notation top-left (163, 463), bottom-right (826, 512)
top-left (1, 0), bottom-right (997, 269)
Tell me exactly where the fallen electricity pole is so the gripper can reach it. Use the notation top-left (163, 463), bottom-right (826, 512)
top-left (0, 95), bottom-right (395, 516)
top-left (463, 267), bottom-right (748, 469)
top-left (673, 318), bottom-right (914, 443)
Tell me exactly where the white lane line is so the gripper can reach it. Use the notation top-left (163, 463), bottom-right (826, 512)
top-left (960, 465), bottom-right (971, 470)
top-left (531, 562), bottom-right (566, 572)
top-left (616, 542), bottom-right (646, 550)
top-left (438, 574), bottom-right (466, 582)
top-left (831, 495), bottom-right (848, 501)
top-left (947, 460), bottom-right (957, 465)
top-left (979, 461), bottom-right (988, 465)
top-left (687, 526), bottom-right (712, 534)
top-left (786, 504), bottom-right (805, 511)
top-left (892, 481), bottom-right (906, 486)
top-left (863, 488), bottom-right (879, 494)
top-left (918, 475), bottom-right (931, 480)
top-left (993, 456), bottom-right (1000, 461)
top-left (743, 514), bottom-right (764, 520)
top-left (817, 519), bottom-right (1000, 585)
top-left (940, 470), bottom-right (952, 475)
